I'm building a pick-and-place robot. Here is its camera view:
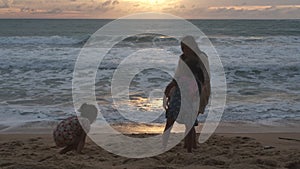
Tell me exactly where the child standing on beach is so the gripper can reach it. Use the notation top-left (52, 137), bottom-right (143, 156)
top-left (163, 36), bottom-right (211, 152)
top-left (53, 103), bottom-right (98, 154)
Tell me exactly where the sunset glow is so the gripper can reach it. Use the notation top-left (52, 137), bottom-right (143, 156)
top-left (138, 0), bottom-right (167, 5)
top-left (0, 0), bottom-right (299, 19)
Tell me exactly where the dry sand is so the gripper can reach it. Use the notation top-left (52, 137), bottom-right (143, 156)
top-left (1, 130), bottom-right (300, 169)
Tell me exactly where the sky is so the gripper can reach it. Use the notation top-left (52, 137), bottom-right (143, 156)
top-left (0, 0), bottom-right (300, 19)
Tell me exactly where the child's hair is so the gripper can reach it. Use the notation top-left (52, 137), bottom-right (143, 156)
top-left (78, 103), bottom-right (98, 123)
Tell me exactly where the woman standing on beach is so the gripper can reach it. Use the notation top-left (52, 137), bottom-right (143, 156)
top-left (53, 103), bottom-right (98, 154)
top-left (163, 36), bottom-right (211, 152)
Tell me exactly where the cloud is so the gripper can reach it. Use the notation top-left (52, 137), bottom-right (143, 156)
top-left (160, 3), bottom-right (300, 19)
top-left (45, 8), bottom-right (63, 14)
top-left (193, 5), bottom-right (300, 19)
top-left (208, 6), bottom-right (273, 11)
top-left (0, 0), bottom-right (14, 8)
top-left (73, 3), bottom-right (91, 11)
top-left (1, 0), bottom-right (300, 19)
top-left (101, 0), bottom-right (119, 7)
top-left (20, 7), bottom-right (35, 13)
top-left (112, 0), bottom-right (119, 5)
top-left (102, 0), bottom-right (111, 7)
top-left (94, 0), bottom-right (119, 13)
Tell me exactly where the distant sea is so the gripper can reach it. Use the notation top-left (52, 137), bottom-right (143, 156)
top-left (0, 19), bottom-right (299, 129)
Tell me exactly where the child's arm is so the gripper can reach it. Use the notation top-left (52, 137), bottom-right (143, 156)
top-left (198, 81), bottom-right (211, 114)
top-left (76, 129), bottom-right (87, 154)
top-left (163, 80), bottom-right (177, 110)
top-left (165, 80), bottom-right (177, 97)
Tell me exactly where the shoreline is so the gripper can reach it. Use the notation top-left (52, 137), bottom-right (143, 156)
top-left (1, 120), bottom-right (299, 134)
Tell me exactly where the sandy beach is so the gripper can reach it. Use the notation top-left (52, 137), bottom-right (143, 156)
top-left (1, 18), bottom-right (300, 169)
top-left (1, 123), bottom-right (300, 169)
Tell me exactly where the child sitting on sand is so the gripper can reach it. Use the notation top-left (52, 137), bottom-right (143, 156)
top-left (53, 103), bottom-right (98, 154)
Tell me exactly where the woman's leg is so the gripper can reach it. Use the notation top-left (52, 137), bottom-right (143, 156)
top-left (192, 127), bottom-right (197, 149)
top-left (184, 125), bottom-right (195, 153)
top-left (162, 117), bottom-right (175, 149)
top-left (184, 126), bottom-right (189, 148)
top-left (187, 127), bottom-right (193, 153)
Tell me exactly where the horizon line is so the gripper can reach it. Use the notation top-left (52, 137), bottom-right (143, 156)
top-left (0, 18), bottom-right (299, 20)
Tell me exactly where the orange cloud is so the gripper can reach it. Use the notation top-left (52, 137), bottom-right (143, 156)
top-left (208, 5), bottom-right (300, 11)
top-left (208, 6), bottom-right (273, 11)
top-left (0, 0), bottom-right (300, 19)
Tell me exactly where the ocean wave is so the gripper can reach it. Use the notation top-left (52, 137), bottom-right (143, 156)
top-left (0, 31), bottom-right (299, 127)
top-left (209, 35), bottom-right (300, 45)
top-left (123, 33), bottom-right (178, 43)
top-left (86, 33), bottom-right (178, 47)
top-left (0, 35), bottom-right (90, 45)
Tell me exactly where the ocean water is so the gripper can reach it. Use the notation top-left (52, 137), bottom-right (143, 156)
top-left (0, 19), bottom-right (299, 129)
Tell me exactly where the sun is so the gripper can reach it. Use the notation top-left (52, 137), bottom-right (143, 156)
top-left (148, 0), bottom-right (157, 4)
